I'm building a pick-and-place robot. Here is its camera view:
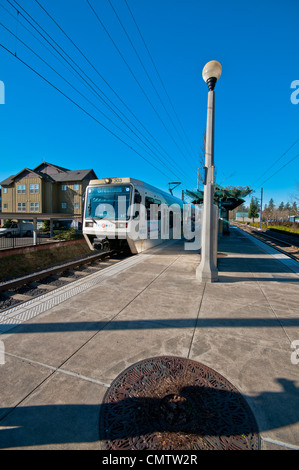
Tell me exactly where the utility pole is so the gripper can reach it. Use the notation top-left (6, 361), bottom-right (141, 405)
top-left (259, 188), bottom-right (263, 230)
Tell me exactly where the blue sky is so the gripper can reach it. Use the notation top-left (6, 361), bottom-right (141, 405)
top-left (0, 0), bottom-right (298, 208)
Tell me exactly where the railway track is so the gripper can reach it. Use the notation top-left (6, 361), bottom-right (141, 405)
top-left (232, 223), bottom-right (299, 262)
top-left (0, 248), bottom-right (131, 312)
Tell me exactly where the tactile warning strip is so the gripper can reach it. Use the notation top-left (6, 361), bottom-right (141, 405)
top-left (0, 253), bottom-right (151, 334)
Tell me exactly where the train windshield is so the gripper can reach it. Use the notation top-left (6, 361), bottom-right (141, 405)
top-left (86, 185), bottom-right (132, 220)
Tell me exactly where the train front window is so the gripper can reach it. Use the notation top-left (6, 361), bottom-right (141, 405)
top-left (86, 185), bottom-right (132, 220)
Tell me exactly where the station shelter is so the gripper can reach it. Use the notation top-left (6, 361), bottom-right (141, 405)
top-left (185, 186), bottom-right (252, 235)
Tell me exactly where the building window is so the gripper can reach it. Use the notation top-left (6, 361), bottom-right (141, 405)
top-left (74, 202), bottom-right (79, 209)
top-left (3, 187), bottom-right (7, 193)
top-left (30, 202), bottom-right (40, 212)
top-left (17, 184), bottom-right (26, 194)
top-left (61, 185), bottom-right (67, 191)
top-left (30, 184), bottom-right (39, 193)
top-left (3, 203), bottom-right (8, 209)
top-left (61, 202), bottom-right (67, 209)
top-left (17, 202), bottom-right (26, 212)
top-left (74, 184), bottom-right (79, 191)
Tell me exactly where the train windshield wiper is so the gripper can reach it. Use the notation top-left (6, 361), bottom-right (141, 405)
top-left (87, 200), bottom-right (91, 216)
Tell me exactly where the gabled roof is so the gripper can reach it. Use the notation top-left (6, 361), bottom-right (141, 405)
top-left (0, 168), bottom-right (44, 185)
top-left (0, 162), bottom-right (97, 185)
top-left (52, 169), bottom-right (97, 182)
top-left (33, 162), bottom-right (70, 173)
top-left (0, 175), bottom-right (16, 185)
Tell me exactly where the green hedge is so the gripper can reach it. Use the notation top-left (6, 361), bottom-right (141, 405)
top-left (53, 228), bottom-right (83, 241)
top-left (267, 226), bottom-right (299, 237)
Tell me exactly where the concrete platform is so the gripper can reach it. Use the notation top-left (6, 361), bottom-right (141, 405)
top-left (0, 226), bottom-right (298, 450)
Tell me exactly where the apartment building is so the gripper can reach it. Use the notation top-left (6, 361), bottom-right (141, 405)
top-left (0, 161), bottom-right (97, 229)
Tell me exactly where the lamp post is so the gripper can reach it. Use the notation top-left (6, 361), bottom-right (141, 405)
top-left (196, 60), bottom-right (222, 282)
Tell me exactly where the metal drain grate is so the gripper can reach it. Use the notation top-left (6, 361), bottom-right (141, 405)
top-left (99, 356), bottom-right (259, 450)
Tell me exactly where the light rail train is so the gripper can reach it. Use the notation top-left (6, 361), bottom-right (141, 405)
top-left (83, 177), bottom-right (201, 254)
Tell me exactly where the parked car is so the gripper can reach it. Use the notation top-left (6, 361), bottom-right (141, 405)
top-left (0, 222), bottom-right (33, 237)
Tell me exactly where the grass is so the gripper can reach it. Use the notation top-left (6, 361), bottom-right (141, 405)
top-left (235, 220), bottom-right (299, 235)
top-left (0, 241), bottom-right (92, 282)
top-left (267, 225), bottom-right (299, 237)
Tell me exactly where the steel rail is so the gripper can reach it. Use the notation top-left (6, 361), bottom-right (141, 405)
top-left (0, 249), bottom-right (118, 292)
top-left (232, 223), bottom-right (299, 263)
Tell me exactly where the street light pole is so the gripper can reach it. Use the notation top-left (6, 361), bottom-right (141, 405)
top-left (196, 60), bottom-right (222, 282)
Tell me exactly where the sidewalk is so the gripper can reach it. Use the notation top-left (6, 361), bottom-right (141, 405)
top-left (0, 226), bottom-right (298, 450)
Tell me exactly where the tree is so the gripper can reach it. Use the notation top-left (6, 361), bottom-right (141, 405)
top-left (284, 202), bottom-right (291, 216)
top-left (267, 198), bottom-right (275, 221)
top-left (248, 197), bottom-right (259, 223)
top-left (278, 202), bottom-right (285, 211)
top-left (291, 201), bottom-right (298, 215)
top-left (268, 198), bottom-right (275, 211)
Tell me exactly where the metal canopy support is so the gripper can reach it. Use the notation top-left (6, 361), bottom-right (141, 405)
top-left (50, 219), bottom-right (54, 237)
top-left (32, 217), bottom-right (37, 246)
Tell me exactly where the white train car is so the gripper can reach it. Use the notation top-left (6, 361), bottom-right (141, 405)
top-left (83, 177), bottom-right (197, 254)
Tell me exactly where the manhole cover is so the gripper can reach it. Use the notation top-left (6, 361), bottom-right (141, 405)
top-left (99, 356), bottom-right (259, 450)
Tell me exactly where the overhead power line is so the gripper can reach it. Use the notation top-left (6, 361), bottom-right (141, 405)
top-left (257, 153), bottom-right (299, 188)
top-left (107, 0), bottom-right (197, 166)
top-left (32, 0), bottom-right (196, 185)
top-left (6, 0), bottom-right (195, 186)
top-left (253, 138), bottom-right (299, 187)
top-left (86, 0), bottom-right (196, 170)
top-left (123, 0), bottom-right (197, 159)
top-left (0, 20), bottom-right (189, 184)
top-left (0, 40), bottom-right (179, 181)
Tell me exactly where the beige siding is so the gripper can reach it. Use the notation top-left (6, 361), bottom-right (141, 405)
top-left (15, 177), bottom-right (42, 213)
top-left (57, 182), bottom-right (84, 215)
top-left (1, 166), bottom-right (95, 224)
top-left (2, 186), bottom-right (14, 212)
top-left (43, 182), bottom-right (53, 213)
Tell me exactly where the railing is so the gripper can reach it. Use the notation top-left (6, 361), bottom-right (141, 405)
top-left (0, 232), bottom-right (47, 250)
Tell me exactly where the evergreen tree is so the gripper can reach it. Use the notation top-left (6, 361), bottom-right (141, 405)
top-left (248, 197), bottom-right (259, 223)
top-left (284, 202), bottom-right (291, 213)
top-left (278, 202), bottom-right (285, 211)
top-left (291, 201), bottom-right (298, 214)
top-left (267, 198), bottom-right (275, 221)
top-left (268, 198), bottom-right (275, 210)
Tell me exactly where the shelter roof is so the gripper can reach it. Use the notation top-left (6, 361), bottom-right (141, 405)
top-left (186, 186), bottom-right (252, 211)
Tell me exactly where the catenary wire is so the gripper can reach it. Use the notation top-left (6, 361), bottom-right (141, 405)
top-left (29, 0), bottom-right (195, 185)
top-left (86, 0), bottom-right (196, 172)
top-left (123, 0), bottom-right (197, 160)
top-left (6, 0), bottom-right (195, 187)
top-left (252, 138), bottom-right (298, 187)
top-left (0, 20), bottom-right (191, 184)
top-left (0, 40), bottom-right (181, 182)
top-left (107, 0), bottom-right (197, 166)
top-left (255, 153), bottom-right (299, 189)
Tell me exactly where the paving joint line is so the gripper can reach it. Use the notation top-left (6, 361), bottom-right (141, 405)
top-left (0, 252), bottom-right (152, 334)
top-left (187, 282), bottom-right (206, 359)
top-left (4, 351), bottom-right (111, 388)
top-left (261, 435), bottom-right (299, 450)
top-left (0, 243), bottom-right (182, 422)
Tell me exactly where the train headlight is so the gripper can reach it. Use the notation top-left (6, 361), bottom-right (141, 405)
top-left (115, 222), bottom-right (128, 229)
top-left (85, 221), bottom-right (93, 227)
